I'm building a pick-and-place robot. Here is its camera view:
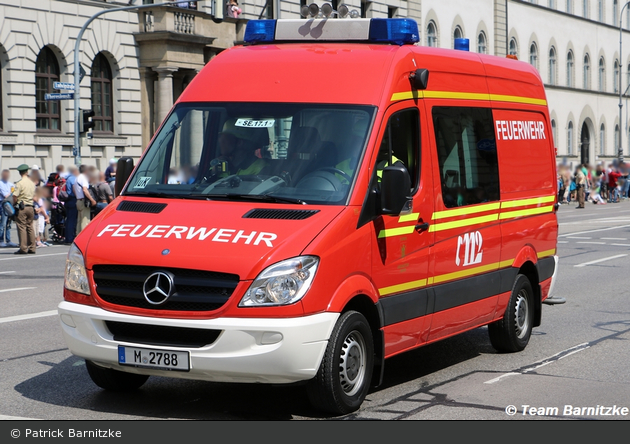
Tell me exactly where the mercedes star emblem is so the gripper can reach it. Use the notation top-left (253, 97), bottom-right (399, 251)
top-left (143, 271), bottom-right (174, 305)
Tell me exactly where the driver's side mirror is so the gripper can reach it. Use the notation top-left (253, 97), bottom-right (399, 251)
top-left (114, 157), bottom-right (135, 198)
top-left (380, 165), bottom-right (412, 215)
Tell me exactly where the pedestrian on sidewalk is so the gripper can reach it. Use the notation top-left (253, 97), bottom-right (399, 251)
top-left (12, 164), bottom-right (36, 254)
top-left (73, 164), bottom-right (96, 235)
top-left (64, 166), bottom-right (78, 245)
top-left (575, 165), bottom-right (586, 209)
top-left (0, 169), bottom-right (18, 248)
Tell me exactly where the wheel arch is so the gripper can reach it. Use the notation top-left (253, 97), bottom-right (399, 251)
top-left (517, 260), bottom-right (542, 328)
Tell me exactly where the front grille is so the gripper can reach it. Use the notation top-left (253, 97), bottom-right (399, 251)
top-left (106, 321), bottom-right (221, 348)
top-left (117, 201), bottom-right (167, 214)
top-left (243, 208), bottom-right (320, 220)
top-left (93, 265), bottom-right (239, 312)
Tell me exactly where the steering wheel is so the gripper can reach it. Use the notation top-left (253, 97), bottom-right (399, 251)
top-left (314, 167), bottom-right (353, 184)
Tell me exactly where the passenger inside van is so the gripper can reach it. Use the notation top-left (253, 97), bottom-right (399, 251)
top-left (209, 119), bottom-right (269, 178)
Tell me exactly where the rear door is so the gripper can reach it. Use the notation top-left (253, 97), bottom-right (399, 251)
top-left (369, 102), bottom-right (435, 357)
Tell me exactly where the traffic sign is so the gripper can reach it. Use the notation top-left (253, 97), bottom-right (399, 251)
top-left (45, 93), bottom-right (74, 100)
top-left (53, 82), bottom-right (75, 91)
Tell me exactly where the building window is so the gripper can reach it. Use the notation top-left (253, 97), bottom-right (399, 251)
top-left (91, 53), bottom-right (113, 133)
top-left (35, 47), bottom-right (60, 132)
top-left (0, 61), bottom-right (3, 132)
top-left (477, 31), bottom-right (487, 54)
top-left (614, 60), bottom-right (620, 93)
top-left (583, 0), bottom-right (589, 17)
top-left (387, 6), bottom-right (397, 18)
top-left (552, 119), bottom-right (557, 146)
top-left (583, 54), bottom-right (591, 89)
top-left (529, 42), bottom-right (538, 69)
top-left (567, 50), bottom-right (574, 87)
top-left (509, 37), bottom-right (518, 57)
top-left (615, 124), bottom-right (620, 153)
top-left (600, 123), bottom-right (606, 155)
top-left (598, 57), bottom-right (605, 91)
top-left (598, 0), bottom-right (604, 21)
top-left (568, 121), bottom-right (574, 154)
top-left (567, 0), bottom-right (573, 14)
top-left (360, 0), bottom-right (371, 18)
top-left (549, 46), bottom-right (557, 84)
top-left (549, 0), bottom-right (555, 8)
top-left (453, 26), bottom-right (463, 48)
top-left (614, 0), bottom-right (619, 24)
top-left (427, 21), bottom-right (438, 47)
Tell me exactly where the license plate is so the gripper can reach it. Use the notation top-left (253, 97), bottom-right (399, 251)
top-left (118, 346), bottom-right (190, 372)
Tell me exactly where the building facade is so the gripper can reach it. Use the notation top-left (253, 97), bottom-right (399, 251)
top-left (1, 0), bottom-right (630, 181)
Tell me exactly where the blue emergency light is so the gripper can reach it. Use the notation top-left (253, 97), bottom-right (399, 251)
top-left (244, 18), bottom-right (419, 46)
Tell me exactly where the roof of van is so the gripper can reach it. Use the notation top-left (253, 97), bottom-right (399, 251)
top-left (178, 43), bottom-right (547, 108)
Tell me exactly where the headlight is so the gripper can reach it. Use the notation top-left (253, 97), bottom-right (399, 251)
top-left (65, 244), bottom-right (90, 295)
top-left (239, 256), bottom-right (319, 307)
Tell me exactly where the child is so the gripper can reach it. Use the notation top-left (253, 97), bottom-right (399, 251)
top-left (33, 187), bottom-right (50, 248)
top-left (588, 183), bottom-right (606, 205)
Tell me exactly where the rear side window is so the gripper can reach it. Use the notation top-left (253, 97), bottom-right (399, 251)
top-left (432, 107), bottom-right (499, 208)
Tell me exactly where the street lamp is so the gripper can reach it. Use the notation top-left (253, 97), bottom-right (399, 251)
top-left (72, 2), bottom-right (169, 165)
top-left (618, 2), bottom-right (630, 164)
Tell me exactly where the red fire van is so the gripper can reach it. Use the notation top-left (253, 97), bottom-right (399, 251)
top-left (58, 15), bottom-right (558, 415)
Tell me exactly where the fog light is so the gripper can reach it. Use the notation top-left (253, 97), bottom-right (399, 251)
top-left (308, 3), bottom-right (319, 17)
top-left (337, 3), bottom-right (349, 17)
top-left (321, 2), bottom-right (333, 17)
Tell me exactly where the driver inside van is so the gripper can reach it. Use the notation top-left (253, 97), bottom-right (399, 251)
top-left (210, 118), bottom-right (269, 178)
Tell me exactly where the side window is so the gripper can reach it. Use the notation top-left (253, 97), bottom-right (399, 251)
top-left (378, 108), bottom-right (420, 191)
top-left (432, 107), bottom-right (499, 208)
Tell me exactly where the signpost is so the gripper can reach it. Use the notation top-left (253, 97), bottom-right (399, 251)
top-left (53, 82), bottom-right (76, 91)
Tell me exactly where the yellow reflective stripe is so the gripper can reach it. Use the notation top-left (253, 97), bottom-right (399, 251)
top-left (489, 93), bottom-right (547, 106)
top-left (378, 226), bottom-right (415, 238)
top-left (432, 262), bottom-right (500, 285)
top-left (429, 214), bottom-right (499, 232)
top-left (501, 195), bottom-right (555, 209)
top-left (499, 205), bottom-right (554, 220)
top-left (380, 279), bottom-right (428, 296)
top-left (399, 213), bottom-right (419, 223)
top-left (537, 248), bottom-right (556, 259)
top-left (390, 90), bottom-right (547, 106)
top-left (499, 259), bottom-right (514, 268)
top-left (432, 202), bottom-right (500, 220)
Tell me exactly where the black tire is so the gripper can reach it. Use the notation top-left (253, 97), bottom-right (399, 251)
top-left (85, 360), bottom-right (149, 392)
top-left (488, 274), bottom-right (535, 352)
top-left (306, 311), bottom-right (374, 415)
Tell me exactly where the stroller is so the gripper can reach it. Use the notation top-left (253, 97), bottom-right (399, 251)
top-left (49, 201), bottom-right (66, 243)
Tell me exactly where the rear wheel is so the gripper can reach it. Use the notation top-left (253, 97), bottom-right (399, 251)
top-left (488, 274), bottom-right (534, 352)
top-left (306, 311), bottom-right (374, 415)
top-left (85, 360), bottom-right (149, 392)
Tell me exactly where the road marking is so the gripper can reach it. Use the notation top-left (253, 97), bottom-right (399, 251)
top-left (0, 271), bottom-right (16, 274)
top-left (559, 224), bottom-right (630, 237)
top-left (0, 287), bottom-right (36, 294)
top-left (611, 243), bottom-right (630, 247)
top-left (0, 310), bottom-right (57, 324)
top-left (557, 241), bottom-right (568, 243)
top-left (484, 372), bottom-right (519, 384)
top-left (574, 254), bottom-right (628, 268)
top-left (0, 252), bottom-right (67, 262)
top-left (576, 241), bottom-right (606, 245)
top-left (601, 237), bottom-right (627, 240)
top-left (566, 236), bottom-right (592, 239)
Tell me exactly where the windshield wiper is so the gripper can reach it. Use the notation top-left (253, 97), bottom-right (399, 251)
top-left (211, 193), bottom-right (306, 205)
top-left (125, 192), bottom-right (211, 201)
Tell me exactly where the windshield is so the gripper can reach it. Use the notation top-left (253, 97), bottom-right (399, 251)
top-left (125, 103), bottom-right (375, 205)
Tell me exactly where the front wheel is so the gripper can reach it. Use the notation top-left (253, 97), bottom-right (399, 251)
top-left (85, 360), bottom-right (149, 392)
top-left (488, 274), bottom-right (535, 352)
top-left (306, 311), bottom-right (374, 415)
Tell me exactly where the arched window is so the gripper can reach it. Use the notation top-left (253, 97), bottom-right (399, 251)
top-left (91, 53), bottom-right (113, 133)
top-left (615, 124), bottom-right (620, 153)
top-left (600, 123), bottom-right (606, 155)
top-left (551, 119), bottom-right (557, 147)
top-left (583, 0), bottom-right (589, 18)
top-left (583, 54), bottom-right (591, 89)
top-left (509, 37), bottom-right (518, 57)
top-left (549, 46), bottom-right (557, 85)
top-left (477, 31), bottom-right (487, 54)
top-left (614, 59), bottom-right (620, 93)
top-left (567, 50), bottom-right (574, 87)
top-left (614, 0), bottom-right (619, 24)
top-left (568, 121), bottom-right (574, 155)
top-left (567, 0), bottom-right (573, 13)
top-left (427, 21), bottom-right (438, 47)
top-left (453, 26), bottom-right (463, 48)
top-left (35, 47), bottom-right (60, 131)
top-left (598, 57), bottom-right (605, 91)
top-left (529, 42), bottom-right (538, 69)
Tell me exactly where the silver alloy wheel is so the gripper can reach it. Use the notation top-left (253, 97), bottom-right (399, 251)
top-left (514, 289), bottom-right (530, 339)
top-left (339, 330), bottom-right (367, 396)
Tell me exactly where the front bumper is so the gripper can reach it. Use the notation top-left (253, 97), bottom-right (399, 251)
top-left (58, 301), bottom-right (339, 384)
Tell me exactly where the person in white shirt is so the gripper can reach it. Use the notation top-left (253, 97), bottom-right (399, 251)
top-left (73, 165), bottom-right (96, 234)
top-left (0, 169), bottom-right (17, 247)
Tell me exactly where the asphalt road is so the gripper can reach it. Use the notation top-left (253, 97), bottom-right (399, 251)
top-left (1, 201), bottom-right (629, 420)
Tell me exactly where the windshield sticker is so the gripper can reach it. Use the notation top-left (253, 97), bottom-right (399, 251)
top-left (235, 118), bottom-right (275, 128)
top-left (134, 177), bottom-right (152, 188)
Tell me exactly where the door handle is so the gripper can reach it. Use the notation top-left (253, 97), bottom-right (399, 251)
top-left (415, 222), bottom-right (430, 232)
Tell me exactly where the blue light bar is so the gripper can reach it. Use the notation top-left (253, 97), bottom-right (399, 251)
top-left (244, 20), bottom-right (277, 44)
top-left (368, 18), bottom-right (419, 46)
top-left (454, 38), bottom-right (470, 51)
